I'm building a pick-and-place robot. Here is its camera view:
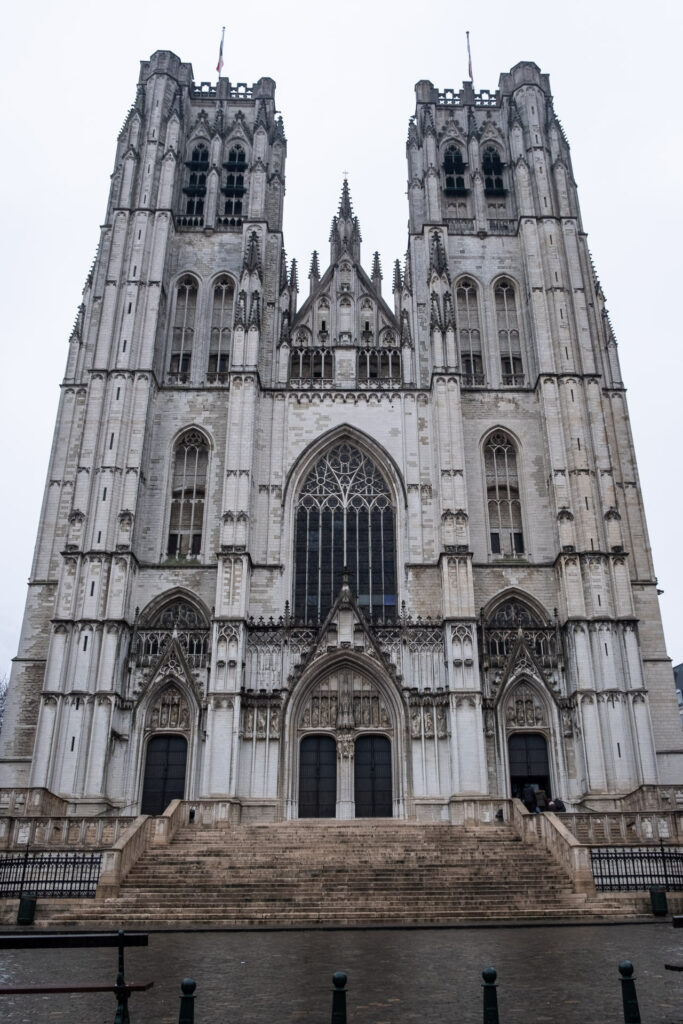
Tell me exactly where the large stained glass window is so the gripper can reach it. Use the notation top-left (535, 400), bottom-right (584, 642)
top-left (294, 443), bottom-right (396, 623)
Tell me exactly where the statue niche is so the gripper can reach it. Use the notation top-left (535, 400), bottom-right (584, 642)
top-left (147, 684), bottom-right (191, 732)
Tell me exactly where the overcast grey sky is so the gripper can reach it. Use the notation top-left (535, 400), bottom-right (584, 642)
top-left (1, 0), bottom-right (681, 675)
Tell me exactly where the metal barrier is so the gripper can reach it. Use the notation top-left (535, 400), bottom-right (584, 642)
top-left (591, 842), bottom-right (683, 891)
top-left (0, 955), bottom-right (648, 1023)
top-left (0, 931), bottom-right (152, 1022)
top-left (0, 849), bottom-right (101, 897)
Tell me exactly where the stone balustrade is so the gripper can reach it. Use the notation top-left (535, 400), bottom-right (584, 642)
top-left (561, 811), bottom-right (683, 845)
top-left (0, 815), bottom-right (136, 850)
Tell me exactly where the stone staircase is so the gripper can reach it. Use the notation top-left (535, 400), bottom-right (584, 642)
top-left (22, 819), bottom-right (641, 928)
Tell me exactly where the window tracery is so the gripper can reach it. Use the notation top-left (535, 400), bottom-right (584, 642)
top-left (294, 443), bottom-right (396, 623)
top-left (443, 145), bottom-right (468, 195)
top-left (495, 279), bottom-right (524, 384)
top-left (208, 277), bottom-right (234, 382)
top-left (484, 432), bottom-right (524, 557)
top-left (167, 431), bottom-right (208, 559)
top-left (168, 277), bottom-right (197, 383)
top-left (357, 348), bottom-right (402, 387)
top-left (220, 145), bottom-right (248, 224)
top-left (182, 143), bottom-right (209, 220)
top-left (483, 146), bottom-right (505, 194)
top-left (455, 278), bottom-right (484, 385)
top-left (289, 348), bottom-right (333, 387)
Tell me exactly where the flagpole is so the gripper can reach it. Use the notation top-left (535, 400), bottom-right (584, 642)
top-left (216, 26), bottom-right (225, 77)
top-left (466, 30), bottom-right (473, 88)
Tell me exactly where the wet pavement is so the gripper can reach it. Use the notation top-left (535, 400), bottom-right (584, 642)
top-left (0, 923), bottom-right (681, 1023)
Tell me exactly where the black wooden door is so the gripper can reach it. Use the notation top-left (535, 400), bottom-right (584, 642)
top-left (299, 735), bottom-right (337, 818)
top-left (508, 733), bottom-right (550, 799)
top-left (141, 735), bottom-right (188, 815)
top-left (354, 735), bottom-right (392, 817)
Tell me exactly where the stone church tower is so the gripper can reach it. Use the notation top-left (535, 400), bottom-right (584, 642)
top-left (2, 51), bottom-right (679, 818)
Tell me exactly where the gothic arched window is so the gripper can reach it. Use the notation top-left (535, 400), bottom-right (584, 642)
top-left (222, 145), bottom-right (248, 222)
top-left (455, 278), bottom-right (483, 385)
top-left (483, 146), bottom-right (505, 194)
top-left (167, 431), bottom-right (209, 559)
top-left (485, 431), bottom-right (524, 556)
top-left (168, 277), bottom-right (197, 383)
top-left (208, 277), bottom-right (234, 381)
top-left (443, 145), bottom-right (467, 194)
top-left (495, 279), bottom-right (524, 385)
top-left (183, 143), bottom-right (209, 218)
top-left (294, 443), bottom-right (396, 623)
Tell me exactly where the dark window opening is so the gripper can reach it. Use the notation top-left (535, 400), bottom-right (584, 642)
top-left (443, 145), bottom-right (468, 195)
top-left (483, 146), bottom-right (506, 194)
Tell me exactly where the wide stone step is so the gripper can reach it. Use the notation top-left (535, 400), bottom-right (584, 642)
top-left (4, 819), bottom-right (649, 929)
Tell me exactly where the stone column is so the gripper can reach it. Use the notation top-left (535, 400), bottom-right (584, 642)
top-left (579, 694), bottom-right (607, 791)
top-left (29, 696), bottom-right (59, 788)
top-left (336, 733), bottom-right (355, 819)
top-left (84, 696), bottom-right (112, 797)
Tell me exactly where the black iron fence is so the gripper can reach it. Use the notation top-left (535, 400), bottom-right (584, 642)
top-left (0, 850), bottom-right (101, 897)
top-left (591, 843), bottom-right (683, 891)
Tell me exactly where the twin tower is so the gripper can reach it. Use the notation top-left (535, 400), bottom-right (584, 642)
top-left (2, 50), bottom-right (679, 820)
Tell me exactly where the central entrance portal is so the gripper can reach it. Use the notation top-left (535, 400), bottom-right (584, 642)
top-left (354, 735), bottom-right (392, 817)
top-left (299, 735), bottom-right (337, 817)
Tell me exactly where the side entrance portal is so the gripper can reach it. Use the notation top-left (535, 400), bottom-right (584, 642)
top-left (354, 735), bottom-right (392, 817)
top-left (140, 734), bottom-right (188, 815)
top-left (508, 732), bottom-right (551, 799)
top-left (299, 735), bottom-right (337, 818)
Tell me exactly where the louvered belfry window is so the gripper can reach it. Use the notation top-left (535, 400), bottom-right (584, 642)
top-left (294, 443), bottom-right (396, 623)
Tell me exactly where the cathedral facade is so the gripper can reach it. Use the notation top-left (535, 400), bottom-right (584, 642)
top-left (2, 51), bottom-right (680, 819)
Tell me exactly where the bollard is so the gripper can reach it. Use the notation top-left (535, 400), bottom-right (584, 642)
top-left (618, 961), bottom-right (641, 1024)
top-left (113, 930), bottom-right (130, 1024)
top-left (482, 967), bottom-right (499, 1024)
top-left (178, 978), bottom-right (197, 1024)
top-left (330, 971), bottom-right (347, 1024)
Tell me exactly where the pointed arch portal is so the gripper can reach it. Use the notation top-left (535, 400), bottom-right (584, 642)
top-left (141, 735), bottom-right (188, 815)
top-left (508, 732), bottom-right (550, 800)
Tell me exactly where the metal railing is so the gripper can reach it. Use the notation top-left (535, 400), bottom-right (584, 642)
top-left (0, 850), bottom-right (102, 898)
top-left (591, 842), bottom-right (683, 891)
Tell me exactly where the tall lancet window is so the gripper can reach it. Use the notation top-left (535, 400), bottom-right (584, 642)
top-left (169, 277), bottom-right (197, 383)
top-left (183, 143), bottom-right (209, 217)
top-left (167, 431), bottom-right (208, 559)
top-left (294, 443), bottom-right (396, 623)
top-left (455, 278), bottom-right (483, 385)
top-left (208, 277), bottom-right (234, 381)
top-left (221, 145), bottom-right (248, 222)
top-left (485, 431), bottom-right (524, 556)
top-left (495, 279), bottom-right (524, 385)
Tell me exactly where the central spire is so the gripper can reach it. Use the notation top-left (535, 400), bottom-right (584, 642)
top-left (329, 177), bottom-right (362, 264)
top-left (337, 177), bottom-right (354, 220)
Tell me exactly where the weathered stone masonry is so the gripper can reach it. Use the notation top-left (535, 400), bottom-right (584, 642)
top-left (1, 51), bottom-right (680, 818)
